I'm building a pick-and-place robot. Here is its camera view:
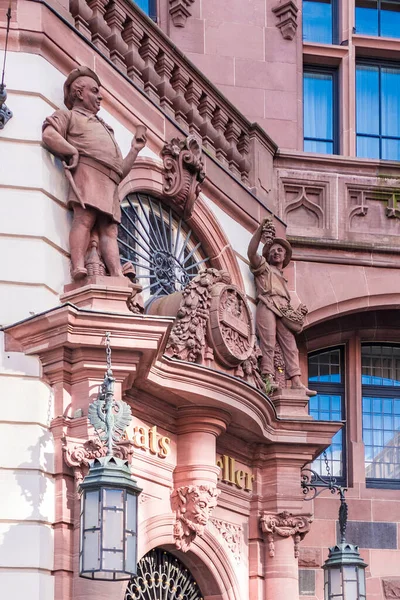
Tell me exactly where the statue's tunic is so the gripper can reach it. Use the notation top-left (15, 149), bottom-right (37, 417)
top-left (251, 257), bottom-right (300, 378)
top-left (43, 107), bottom-right (124, 223)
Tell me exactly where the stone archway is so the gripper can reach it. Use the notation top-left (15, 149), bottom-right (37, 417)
top-left (134, 514), bottom-right (242, 600)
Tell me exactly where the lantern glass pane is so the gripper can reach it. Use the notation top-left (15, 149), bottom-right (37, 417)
top-left (84, 490), bottom-right (100, 529)
top-left (102, 549), bottom-right (124, 571)
top-left (83, 529), bottom-right (100, 571)
top-left (343, 565), bottom-right (357, 581)
top-left (103, 508), bottom-right (124, 548)
top-left (127, 492), bottom-right (137, 531)
top-left (330, 568), bottom-right (342, 595)
top-left (343, 579), bottom-right (358, 599)
top-left (359, 569), bottom-right (366, 595)
top-left (126, 532), bottom-right (137, 573)
top-left (103, 488), bottom-right (124, 509)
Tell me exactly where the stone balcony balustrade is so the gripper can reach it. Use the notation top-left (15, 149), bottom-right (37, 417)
top-left (64, 0), bottom-right (277, 192)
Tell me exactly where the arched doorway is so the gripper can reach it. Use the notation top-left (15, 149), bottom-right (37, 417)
top-left (125, 548), bottom-right (204, 599)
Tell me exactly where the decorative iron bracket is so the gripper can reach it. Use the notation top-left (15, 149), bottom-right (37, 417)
top-left (301, 467), bottom-right (348, 543)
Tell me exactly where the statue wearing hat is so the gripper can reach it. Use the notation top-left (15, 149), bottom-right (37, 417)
top-left (42, 66), bottom-right (147, 281)
top-left (248, 218), bottom-right (315, 396)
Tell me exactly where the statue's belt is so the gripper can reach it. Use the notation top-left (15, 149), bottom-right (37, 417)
top-left (79, 156), bottom-right (122, 185)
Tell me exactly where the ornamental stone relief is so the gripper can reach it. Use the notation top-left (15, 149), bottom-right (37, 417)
top-left (63, 435), bottom-right (134, 489)
top-left (383, 578), bottom-right (400, 599)
top-left (210, 518), bottom-right (243, 563)
top-left (208, 282), bottom-right (255, 368)
top-left (163, 268), bottom-right (264, 391)
top-left (171, 485), bottom-right (220, 552)
top-left (161, 134), bottom-right (206, 219)
top-left (260, 511), bottom-right (312, 559)
top-left (348, 187), bottom-right (400, 237)
top-left (282, 181), bottom-right (327, 234)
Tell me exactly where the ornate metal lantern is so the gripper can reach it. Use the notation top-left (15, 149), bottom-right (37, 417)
top-left (302, 454), bottom-right (367, 600)
top-left (79, 333), bottom-right (142, 580)
top-left (323, 539), bottom-right (367, 600)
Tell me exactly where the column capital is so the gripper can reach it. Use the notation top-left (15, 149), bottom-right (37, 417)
top-left (260, 511), bottom-right (312, 558)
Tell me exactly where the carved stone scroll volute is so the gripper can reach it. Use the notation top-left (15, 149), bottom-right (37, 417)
top-left (63, 435), bottom-right (134, 491)
top-left (161, 135), bottom-right (206, 219)
top-left (260, 511), bottom-right (312, 558)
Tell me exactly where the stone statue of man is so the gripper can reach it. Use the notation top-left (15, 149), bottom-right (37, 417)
top-left (42, 66), bottom-right (146, 281)
top-left (248, 218), bottom-right (316, 396)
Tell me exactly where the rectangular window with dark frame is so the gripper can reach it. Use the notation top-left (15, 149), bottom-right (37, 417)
top-left (303, 0), bottom-right (338, 44)
top-left (134, 0), bottom-right (157, 21)
top-left (362, 344), bottom-right (400, 487)
top-left (355, 0), bottom-right (400, 39)
top-left (304, 69), bottom-right (338, 154)
top-left (308, 348), bottom-right (346, 480)
top-left (356, 62), bottom-right (400, 160)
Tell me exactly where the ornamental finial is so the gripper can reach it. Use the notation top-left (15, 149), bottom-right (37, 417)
top-left (87, 332), bottom-right (132, 455)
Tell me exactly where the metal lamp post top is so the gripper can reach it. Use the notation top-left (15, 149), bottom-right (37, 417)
top-left (323, 542), bottom-right (368, 570)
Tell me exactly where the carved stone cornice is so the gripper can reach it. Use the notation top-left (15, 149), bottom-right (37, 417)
top-left (171, 484), bottom-right (220, 552)
top-left (169, 0), bottom-right (195, 27)
top-left (272, 1), bottom-right (298, 40)
top-left (161, 134), bottom-right (205, 219)
top-left (260, 511), bottom-right (312, 558)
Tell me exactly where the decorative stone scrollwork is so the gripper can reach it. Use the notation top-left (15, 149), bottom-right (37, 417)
top-left (169, 0), bottom-right (196, 27)
top-left (272, 0), bottom-right (299, 40)
top-left (260, 511), bottom-right (312, 558)
top-left (161, 134), bottom-right (205, 219)
top-left (273, 342), bottom-right (287, 389)
top-left (164, 267), bottom-right (264, 388)
top-left (165, 268), bottom-right (231, 363)
top-left (171, 485), bottom-right (220, 552)
top-left (210, 518), bottom-right (243, 563)
top-left (208, 281), bottom-right (255, 368)
top-left (241, 344), bottom-right (265, 391)
top-left (63, 436), bottom-right (134, 489)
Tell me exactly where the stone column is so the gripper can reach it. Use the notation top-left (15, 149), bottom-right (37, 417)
top-left (171, 405), bottom-right (230, 551)
top-left (260, 511), bottom-right (312, 600)
top-left (174, 405), bottom-right (230, 487)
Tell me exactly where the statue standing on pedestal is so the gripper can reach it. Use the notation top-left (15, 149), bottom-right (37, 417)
top-left (42, 66), bottom-right (146, 281)
top-left (247, 218), bottom-right (315, 396)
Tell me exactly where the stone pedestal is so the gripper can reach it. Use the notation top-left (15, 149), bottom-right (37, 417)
top-left (271, 388), bottom-right (313, 418)
top-left (61, 275), bottom-right (142, 314)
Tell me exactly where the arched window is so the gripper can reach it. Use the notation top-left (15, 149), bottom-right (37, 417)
top-left (125, 548), bottom-right (204, 599)
top-left (118, 193), bottom-right (208, 304)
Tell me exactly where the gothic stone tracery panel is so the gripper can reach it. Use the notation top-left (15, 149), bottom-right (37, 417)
top-left (278, 176), bottom-right (332, 237)
top-left (347, 185), bottom-right (400, 241)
